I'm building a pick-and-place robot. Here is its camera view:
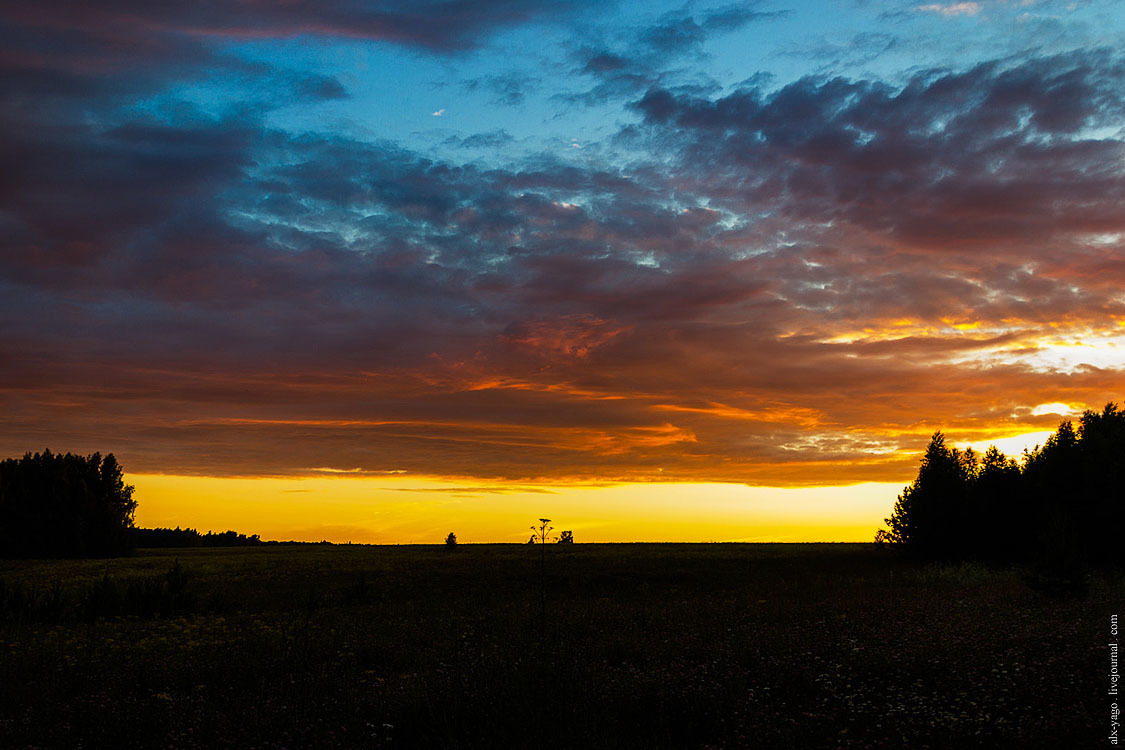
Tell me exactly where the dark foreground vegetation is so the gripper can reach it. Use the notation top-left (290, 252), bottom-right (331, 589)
top-left (1, 544), bottom-right (1116, 749)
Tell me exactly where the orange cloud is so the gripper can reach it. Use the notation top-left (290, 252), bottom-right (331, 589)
top-left (500, 314), bottom-right (631, 360)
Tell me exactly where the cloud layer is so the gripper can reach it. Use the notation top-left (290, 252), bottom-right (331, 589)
top-left (2, 3), bottom-right (1124, 485)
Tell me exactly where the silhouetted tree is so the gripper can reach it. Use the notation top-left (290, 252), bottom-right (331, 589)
top-left (0, 450), bottom-right (137, 557)
top-left (970, 446), bottom-right (1022, 561)
top-left (445, 532), bottom-right (457, 547)
top-left (558, 530), bottom-right (574, 544)
top-left (1021, 419), bottom-right (1083, 572)
top-left (878, 432), bottom-right (973, 560)
top-left (1075, 403), bottom-right (1125, 565)
top-left (877, 404), bottom-right (1125, 569)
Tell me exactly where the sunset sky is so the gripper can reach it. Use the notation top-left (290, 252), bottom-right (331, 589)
top-left (3, 0), bottom-right (1124, 542)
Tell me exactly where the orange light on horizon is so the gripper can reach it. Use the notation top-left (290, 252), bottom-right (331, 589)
top-left (130, 474), bottom-right (903, 545)
top-left (126, 420), bottom-right (1077, 544)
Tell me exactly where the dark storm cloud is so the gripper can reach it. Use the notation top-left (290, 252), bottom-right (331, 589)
top-left (0, 114), bottom-right (259, 288)
top-left (0, 0), bottom-right (604, 53)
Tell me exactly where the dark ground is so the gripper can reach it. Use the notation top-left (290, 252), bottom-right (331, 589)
top-left (0, 543), bottom-right (1118, 748)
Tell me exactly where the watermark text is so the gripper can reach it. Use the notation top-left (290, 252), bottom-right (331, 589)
top-left (1111, 615), bottom-right (1119, 744)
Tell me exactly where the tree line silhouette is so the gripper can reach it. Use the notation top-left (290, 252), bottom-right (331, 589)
top-left (0, 450), bottom-right (136, 557)
top-left (0, 450), bottom-right (272, 558)
top-left (877, 402), bottom-right (1124, 568)
top-left (131, 527), bottom-right (263, 548)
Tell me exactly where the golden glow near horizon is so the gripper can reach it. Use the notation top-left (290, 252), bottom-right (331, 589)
top-left (130, 425), bottom-right (1076, 544)
top-left (952, 431), bottom-right (1056, 458)
top-left (131, 474), bottom-right (901, 544)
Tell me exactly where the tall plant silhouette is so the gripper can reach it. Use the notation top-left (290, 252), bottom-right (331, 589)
top-left (530, 518), bottom-right (553, 634)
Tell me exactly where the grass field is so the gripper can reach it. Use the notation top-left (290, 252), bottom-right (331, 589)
top-left (0, 543), bottom-right (1118, 748)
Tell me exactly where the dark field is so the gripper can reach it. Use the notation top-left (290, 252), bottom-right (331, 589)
top-left (0, 544), bottom-right (1118, 748)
